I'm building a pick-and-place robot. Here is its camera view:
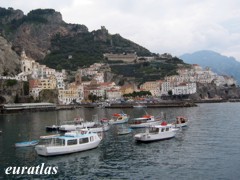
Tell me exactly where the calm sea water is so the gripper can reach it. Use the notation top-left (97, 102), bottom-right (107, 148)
top-left (1, 103), bottom-right (240, 179)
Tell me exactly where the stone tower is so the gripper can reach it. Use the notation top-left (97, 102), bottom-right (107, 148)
top-left (75, 69), bottom-right (82, 85)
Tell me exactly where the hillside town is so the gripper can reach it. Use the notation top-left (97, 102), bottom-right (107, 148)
top-left (0, 51), bottom-right (236, 105)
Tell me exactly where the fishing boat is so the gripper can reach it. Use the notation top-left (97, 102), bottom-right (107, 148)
top-left (84, 115), bottom-right (110, 133)
top-left (88, 123), bottom-right (110, 133)
top-left (129, 114), bottom-right (161, 128)
top-left (117, 125), bottom-right (132, 135)
top-left (35, 129), bottom-right (102, 156)
top-left (15, 140), bottom-right (39, 147)
top-left (100, 118), bottom-right (109, 123)
top-left (45, 112), bottom-right (60, 131)
top-left (172, 116), bottom-right (188, 128)
top-left (109, 112), bottom-right (129, 124)
top-left (59, 117), bottom-right (95, 132)
top-left (134, 121), bottom-right (179, 142)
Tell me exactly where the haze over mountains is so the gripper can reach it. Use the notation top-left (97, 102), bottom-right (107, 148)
top-left (180, 50), bottom-right (240, 84)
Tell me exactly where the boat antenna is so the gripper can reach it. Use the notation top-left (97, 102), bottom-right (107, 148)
top-left (143, 109), bottom-right (149, 115)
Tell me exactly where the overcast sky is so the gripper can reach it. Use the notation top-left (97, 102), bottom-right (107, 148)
top-left (2, 0), bottom-right (240, 60)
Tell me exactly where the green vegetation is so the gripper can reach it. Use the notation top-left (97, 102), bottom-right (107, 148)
top-left (88, 93), bottom-right (102, 102)
top-left (43, 33), bottom-right (106, 70)
top-left (110, 57), bottom-right (187, 83)
top-left (123, 91), bottom-right (152, 97)
top-left (23, 81), bottom-right (29, 96)
top-left (43, 31), bottom-right (152, 71)
top-left (5, 79), bottom-right (17, 87)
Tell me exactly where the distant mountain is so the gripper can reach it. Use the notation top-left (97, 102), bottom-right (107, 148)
top-left (180, 50), bottom-right (240, 83)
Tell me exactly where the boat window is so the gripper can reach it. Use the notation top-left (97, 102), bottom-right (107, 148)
top-left (161, 128), bottom-right (164, 132)
top-left (90, 136), bottom-right (94, 142)
top-left (54, 139), bottom-right (65, 146)
top-left (166, 127), bottom-right (169, 131)
top-left (149, 128), bottom-right (159, 133)
top-left (67, 139), bottom-right (77, 146)
top-left (79, 137), bottom-right (89, 144)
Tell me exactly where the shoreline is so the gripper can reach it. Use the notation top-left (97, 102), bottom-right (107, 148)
top-left (1, 99), bottom-right (240, 114)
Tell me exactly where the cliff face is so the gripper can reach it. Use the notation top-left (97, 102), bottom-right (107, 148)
top-left (0, 7), bottom-right (24, 25)
top-left (0, 35), bottom-right (20, 75)
top-left (0, 8), bottom-right (89, 60)
top-left (0, 79), bottom-right (25, 104)
top-left (189, 83), bottom-right (240, 100)
top-left (10, 9), bottom-right (88, 60)
top-left (0, 7), bottom-right (151, 71)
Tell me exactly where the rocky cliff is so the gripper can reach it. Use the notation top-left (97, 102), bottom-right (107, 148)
top-left (0, 35), bottom-right (20, 75)
top-left (189, 83), bottom-right (240, 100)
top-left (0, 7), bottom-right (151, 71)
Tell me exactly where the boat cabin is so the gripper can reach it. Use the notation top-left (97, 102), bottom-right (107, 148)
top-left (148, 121), bottom-right (172, 134)
top-left (44, 130), bottom-right (96, 147)
top-left (176, 116), bottom-right (187, 124)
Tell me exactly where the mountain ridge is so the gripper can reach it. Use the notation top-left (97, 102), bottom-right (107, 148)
top-left (0, 7), bottom-right (152, 71)
top-left (180, 50), bottom-right (240, 83)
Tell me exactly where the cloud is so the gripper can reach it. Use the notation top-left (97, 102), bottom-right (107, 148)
top-left (1, 0), bottom-right (240, 60)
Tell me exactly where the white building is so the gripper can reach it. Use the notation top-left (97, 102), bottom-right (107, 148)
top-left (106, 89), bottom-right (122, 100)
top-left (172, 83), bottom-right (197, 95)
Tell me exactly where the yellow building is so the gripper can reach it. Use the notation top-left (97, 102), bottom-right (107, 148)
top-left (120, 84), bottom-right (135, 95)
top-left (38, 75), bottom-right (57, 89)
top-left (58, 83), bottom-right (83, 105)
top-left (140, 80), bottom-right (162, 96)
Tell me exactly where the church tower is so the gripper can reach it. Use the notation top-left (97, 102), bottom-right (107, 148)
top-left (75, 69), bottom-right (82, 85)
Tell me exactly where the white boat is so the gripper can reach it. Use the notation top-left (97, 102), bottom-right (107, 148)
top-left (129, 114), bottom-right (161, 128)
top-left (40, 134), bottom-right (60, 140)
top-left (109, 113), bottom-right (129, 124)
top-left (35, 129), bottom-right (102, 156)
top-left (46, 112), bottom-right (60, 131)
top-left (117, 127), bottom-right (132, 135)
top-left (134, 122), bottom-right (178, 142)
top-left (88, 123), bottom-right (110, 133)
top-left (59, 117), bottom-right (95, 132)
top-left (85, 114), bottom-right (110, 133)
top-left (15, 140), bottom-right (39, 147)
top-left (172, 116), bottom-right (188, 128)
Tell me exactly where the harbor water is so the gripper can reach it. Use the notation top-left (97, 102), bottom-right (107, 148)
top-left (1, 103), bottom-right (240, 179)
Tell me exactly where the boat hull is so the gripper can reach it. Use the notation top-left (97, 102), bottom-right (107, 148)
top-left (173, 122), bottom-right (188, 128)
top-left (15, 140), bottom-right (39, 147)
top-left (88, 125), bottom-right (110, 133)
top-left (130, 121), bottom-right (161, 128)
top-left (134, 131), bottom-right (176, 142)
top-left (35, 139), bottom-right (101, 156)
top-left (118, 129), bottom-right (132, 135)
